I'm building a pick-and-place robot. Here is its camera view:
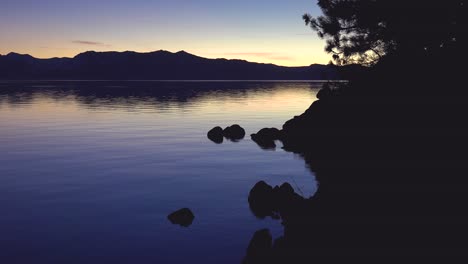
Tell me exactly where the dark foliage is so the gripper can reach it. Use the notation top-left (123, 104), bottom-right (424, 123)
top-left (304, 1), bottom-right (465, 66)
top-left (243, 2), bottom-right (467, 262)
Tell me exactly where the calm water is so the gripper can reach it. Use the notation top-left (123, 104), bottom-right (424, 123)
top-left (0, 81), bottom-right (321, 264)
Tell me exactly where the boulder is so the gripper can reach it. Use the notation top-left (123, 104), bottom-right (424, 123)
top-left (168, 208), bottom-right (195, 227)
top-left (251, 135), bottom-right (276, 149)
top-left (248, 181), bottom-right (276, 219)
top-left (223, 124), bottom-right (246, 141)
top-left (250, 127), bottom-right (281, 150)
top-left (207, 126), bottom-right (224, 144)
top-left (248, 181), bottom-right (307, 221)
top-left (278, 182), bottom-right (294, 196)
top-left (251, 128), bottom-right (282, 149)
top-left (255, 128), bottom-right (282, 140)
top-left (316, 85), bottom-right (333, 100)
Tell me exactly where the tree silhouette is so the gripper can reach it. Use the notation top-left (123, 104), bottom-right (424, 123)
top-left (304, 1), bottom-right (464, 65)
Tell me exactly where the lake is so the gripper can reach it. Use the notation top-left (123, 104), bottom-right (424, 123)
top-left (0, 81), bottom-right (322, 264)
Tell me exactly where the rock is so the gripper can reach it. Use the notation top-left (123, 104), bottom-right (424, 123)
top-left (248, 181), bottom-right (275, 219)
top-left (248, 181), bottom-right (307, 221)
top-left (207, 126), bottom-right (224, 144)
top-left (242, 229), bottom-right (273, 264)
top-left (251, 135), bottom-right (276, 149)
top-left (275, 183), bottom-right (301, 217)
top-left (168, 208), bottom-right (195, 227)
top-left (223, 124), bottom-right (246, 141)
top-left (208, 124), bottom-right (245, 143)
top-left (256, 128), bottom-right (282, 140)
top-left (316, 85), bottom-right (333, 100)
top-left (250, 128), bottom-right (281, 150)
top-left (278, 182), bottom-right (294, 196)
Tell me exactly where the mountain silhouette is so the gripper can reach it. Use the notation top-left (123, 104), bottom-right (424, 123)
top-left (0, 50), bottom-right (359, 80)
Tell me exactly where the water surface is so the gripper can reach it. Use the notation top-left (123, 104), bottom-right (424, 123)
top-left (0, 81), bottom-right (321, 264)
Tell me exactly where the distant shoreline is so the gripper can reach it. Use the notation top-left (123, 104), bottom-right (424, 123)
top-left (0, 50), bottom-right (361, 80)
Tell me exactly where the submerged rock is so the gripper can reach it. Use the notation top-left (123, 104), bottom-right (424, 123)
top-left (223, 124), bottom-right (246, 141)
top-left (207, 126), bottom-right (224, 144)
top-left (168, 208), bottom-right (195, 227)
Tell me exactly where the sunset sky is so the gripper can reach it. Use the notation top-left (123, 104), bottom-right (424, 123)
top-left (0, 0), bottom-right (329, 66)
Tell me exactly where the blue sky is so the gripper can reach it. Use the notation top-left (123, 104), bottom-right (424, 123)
top-left (0, 0), bottom-right (328, 66)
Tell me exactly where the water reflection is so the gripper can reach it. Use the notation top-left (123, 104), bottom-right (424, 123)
top-left (0, 81), bottom-right (322, 264)
top-left (0, 81), bottom-right (324, 110)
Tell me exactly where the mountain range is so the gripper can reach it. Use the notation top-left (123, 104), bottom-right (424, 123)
top-left (0, 50), bottom-right (359, 80)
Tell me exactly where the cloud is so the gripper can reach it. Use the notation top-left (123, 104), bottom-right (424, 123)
top-left (72, 40), bottom-right (111, 47)
top-left (222, 52), bottom-right (293, 61)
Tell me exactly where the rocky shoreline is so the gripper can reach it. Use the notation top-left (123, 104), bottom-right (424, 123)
top-left (242, 80), bottom-right (468, 263)
top-left (203, 77), bottom-right (468, 262)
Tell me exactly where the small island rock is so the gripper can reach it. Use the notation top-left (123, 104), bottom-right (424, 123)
top-left (223, 124), bottom-right (246, 141)
top-left (207, 126), bottom-right (224, 144)
top-left (248, 181), bottom-right (276, 219)
top-left (250, 128), bottom-right (281, 149)
top-left (168, 208), bottom-right (195, 227)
